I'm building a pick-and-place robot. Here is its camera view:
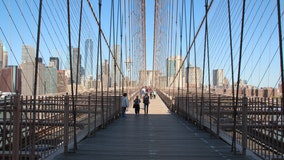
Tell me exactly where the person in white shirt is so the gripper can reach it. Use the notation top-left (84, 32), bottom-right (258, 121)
top-left (121, 93), bottom-right (129, 118)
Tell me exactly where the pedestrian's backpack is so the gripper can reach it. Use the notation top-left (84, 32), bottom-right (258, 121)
top-left (134, 99), bottom-right (139, 105)
top-left (144, 96), bottom-right (149, 103)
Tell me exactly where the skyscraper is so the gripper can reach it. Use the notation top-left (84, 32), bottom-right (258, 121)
top-left (3, 50), bottom-right (8, 68)
top-left (20, 45), bottom-right (45, 96)
top-left (213, 69), bottom-right (224, 88)
top-left (166, 55), bottom-right (183, 87)
top-left (0, 40), bottom-right (3, 70)
top-left (187, 66), bottom-right (202, 88)
top-left (85, 39), bottom-right (93, 80)
top-left (111, 45), bottom-right (121, 87)
top-left (45, 66), bottom-right (57, 94)
top-left (101, 59), bottom-right (110, 88)
top-left (0, 66), bottom-right (21, 93)
top-left (21, 58), bottom-right (45, 96)
top-left (57, 70), bottom-right (67, 93)
top-left (22, 45), bottom-right (35, 64)
top-left (72, 48), bottom-right (81, 84)
top-left (50, 57), bottom-right (60, 70)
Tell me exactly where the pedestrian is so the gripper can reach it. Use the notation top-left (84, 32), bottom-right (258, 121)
top-left (153, 90), bottom-right (156, 99)
top-left (143, 93), bottom-right (150, 114)
top-left (121, 93), bottom-right (129, 118)
top-left (140, 88), bottom-right (144, 99)
top-left (133, 96), bottom-right (141, 115)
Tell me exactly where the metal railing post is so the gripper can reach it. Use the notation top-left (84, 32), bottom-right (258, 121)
top-left (217, 95), bottom-right (220, 138)
top-left (12, 94), bottom-right (20, 160)
top-left (88, 94), bottom-right (91, 137)
top-left (242, 95), bottom-right (248, 156)
top-left (64, 93), bottom-right (69, 153)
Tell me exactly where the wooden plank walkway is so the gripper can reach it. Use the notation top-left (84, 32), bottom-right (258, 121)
top-left (53, 95), bottom-right (257, 160)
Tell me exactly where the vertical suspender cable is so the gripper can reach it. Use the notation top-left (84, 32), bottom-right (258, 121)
top-left (116, 2), bottom-right (120, 93)
top-left (200, 0), bottom-right (208, 128)
top-left (183, 0), bottom-right (190, 118)
top-left (277, 0), bottom-right (283, 93)
top-left (120, 0), bottom-right (124, 94)
top-left (205, 0), bottom-right (212, 135)
top-left (95, 0), bottom-right (101, 128)
top-left (113, 0), bottom-right (118, 96)
top-left (123, 0), bottom-right (128, 92)
top-left (172, 0), bottom-right (178, 98)
top-left (153, 0), bottom-right (157, 89)
top-left (227, 0), bottom-right (236, 153)
top-left (186, 0), bottom-right (190, 95)
top-left (107, 0), bottom-right (114, 121)
top-left (179, 0), bottom-right (184, 98)
top-left (191, 0), bottom-right (198, 122)
top-left (98, 0), bottom-right (104, 128)
top-left (169, 0), bottom-right (214, 89)
top-left (166, 0), bottom-right (171, 88)
top-left (73, 0), bottom-right (84, 152)
top-left (276, 1), bottom-right (283, 157)
top-left (67, 0), bottom-right (76, 152)
top-left (86, 0), bottom-right (125, 99)
top-left (142, 0), bottom-right (146, 88)
top-left (32, 0), bottom-right (43, 158)
top-left (234, 0), bottom-right (246, 154)
top-left (169, 0), bottom-right (174, 95)
top-left (128, 0), bottom-right (132, 89)
top-left (110, 0), bottom-right (116, 97)
top-left (168, 0), bottom-right (174, 93)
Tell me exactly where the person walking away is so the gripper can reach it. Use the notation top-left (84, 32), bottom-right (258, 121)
top-left (121, 93), bottom-right (129, 118)
top-left (133, 96), bottom-right (141, 115)
top-left (143, 93), bottom-right (150, 114)
top-left (153, 90), bottom-right (156, 99)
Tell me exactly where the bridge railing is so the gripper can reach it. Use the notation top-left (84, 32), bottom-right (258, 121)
top-left (0, 93), bottom-right (122, 159)
top-left (172, 94), bottom-right (284, 160)
top-left (156, 89), bottom-right (174, 111)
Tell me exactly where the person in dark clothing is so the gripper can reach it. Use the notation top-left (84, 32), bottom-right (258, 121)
top-left (143, 93), bottom-right (150, 114)
top-left (133, 96), bottom-right (141, 115)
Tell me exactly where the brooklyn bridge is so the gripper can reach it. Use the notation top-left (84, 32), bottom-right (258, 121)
top-left (0, 0), bottom-right (283, 159)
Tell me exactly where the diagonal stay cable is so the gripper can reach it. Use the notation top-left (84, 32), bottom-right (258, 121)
top-left (1, 0), bottom-right (34, 94)
top-left (87, 0), bottom-right (125, 80)
top-left (23, 0), bottom-right (58, 93)
top-left (0, 27), bottom-right (19, 92)
top-left (257, 47), bottom-right (279, 88)
top-left (169, 0), bottom-right (214, 87)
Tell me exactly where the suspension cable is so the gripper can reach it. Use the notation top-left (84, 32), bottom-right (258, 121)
top-left (67, 0), bottom-right (76, 154)
top-left (200, 0), bottom-right (209, 128)
top-left (0, 28), bottom-right (19, 92)
top-left (234, 0), bottom-right (246, 154)
top-left (86, 0), bottom-right (125, 80)
top-left (1, 0), bottom-right (36, 94)
top-left (106, 0), bottom-right (114, 116)
top-left (31, 0), bottom-right (43, 158)
top-left (205, 0), bottom-right (212, 134)
top-left (277, 0), bottom-right (283, 99)
top-left (99, 0), bottom-right (105, 128)
top-left (120, 0), bottom-right (124, 93)
top-left (168, 0), bottom-right (214, 87)
top-left (227, 0), bottom-right (236, 152)
top-left (178, 0), bottom-right (183, 97)
top-left (276, 0), bottom-right (284, 134)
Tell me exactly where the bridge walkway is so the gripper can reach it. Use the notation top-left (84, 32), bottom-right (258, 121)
top-left (53, 94), bottom-right (256, 160)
